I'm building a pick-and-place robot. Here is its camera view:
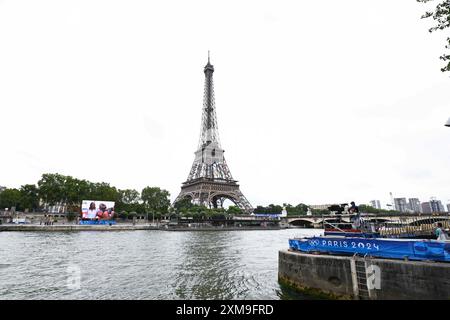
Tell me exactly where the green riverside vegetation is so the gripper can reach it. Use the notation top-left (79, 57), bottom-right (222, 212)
top-left (0, 173), bottom-right (399, 218)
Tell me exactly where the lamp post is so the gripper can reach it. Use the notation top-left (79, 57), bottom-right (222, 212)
top-left (446, 117), bottom-right (450, 127)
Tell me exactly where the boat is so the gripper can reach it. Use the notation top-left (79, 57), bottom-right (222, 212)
top-left (289, 236), bottom-right (450, 262)
top-left (322, 205), bottom-right (380, 238)
top-left (323, 215), bottom-right (446, 239)
top-left (324, 221), bottom-right (378, 238)
top-left (291, 208), bottom-right (450, 262)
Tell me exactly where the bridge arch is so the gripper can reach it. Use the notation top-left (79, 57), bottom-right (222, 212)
top-left (288, 219), bottom-right (315, 228)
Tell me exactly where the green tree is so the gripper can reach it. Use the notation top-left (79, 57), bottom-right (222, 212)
top-left (141, 187), bottom-right (171, 215)
top-left (184, 204), bottom-right (209, 219)
top-left (295, 203), bottom-right (309, 215)
top-left (283, 203), bottom-right (309, 216)
top-left (0, 188), bottom-right (22, 211)
top-left (253, 205), bottom-right (267, 214)
top-left (19, 184), bottom-right (40, 211)
top-left (63, 177), bottom-right (90, 207)
top-left (268, 204), bottom-right (282, 214)
top-left (37, 173), bottom-right (66, 206)
top-left (37, 173), bottom-right (99, 212)
top-left (89, 182), bottom-right (119, 202)
top-left (227, 205), bottom-right (243, 215)
top-left (174, 197), bottom-right (194, 213)
top-left (207, 207), bottom-right (226, 219)
top-left (253, 204), bottom-right (283, 214)
top-left (418, 0), bottom-right (450, 72)
top-left (116, 189), bottom-right (141, 213)
top-left (119, 189), bottom-right (140, 204)
top-left (118, 211), bottom-right (128, 220)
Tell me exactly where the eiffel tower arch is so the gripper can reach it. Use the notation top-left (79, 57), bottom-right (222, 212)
top-left (174, 54), bottom-right (253, 213)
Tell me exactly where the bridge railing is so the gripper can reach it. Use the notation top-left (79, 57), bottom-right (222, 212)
top-left (285, 212), bottom-right (450, 218)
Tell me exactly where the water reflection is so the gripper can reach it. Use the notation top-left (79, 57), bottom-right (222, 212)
top-left (0, 228), bottom-right (322, 300)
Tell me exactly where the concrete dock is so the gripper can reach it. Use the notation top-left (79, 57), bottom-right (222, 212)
top-left (163, 226), bottom-right (284, 231)
top-left (279, 249), bottom-right (450, 300)
top-left (0, 224), bottom-right (284, 232)
top-left (0, 224), bottom-right (158, 232)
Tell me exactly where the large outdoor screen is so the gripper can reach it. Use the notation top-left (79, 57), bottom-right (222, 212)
top-left (81, 200), bottom-right (115, 220)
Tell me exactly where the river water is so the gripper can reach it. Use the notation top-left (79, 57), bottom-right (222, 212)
top-left (0, 228), bottom-right (322, 300)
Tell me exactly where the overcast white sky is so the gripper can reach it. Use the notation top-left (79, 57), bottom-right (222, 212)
top-left (0, 0), bottom-right (449, 208)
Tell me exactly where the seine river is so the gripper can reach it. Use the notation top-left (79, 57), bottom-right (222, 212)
top-left (0, 228), bottom-right (322, 300)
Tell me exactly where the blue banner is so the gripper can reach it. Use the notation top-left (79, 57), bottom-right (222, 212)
top-left (253, 214), bottom-right (280, 219)
top-left (289, 236), bottom-right (450, 262)
top-left (79, 220), bottom-right (116, 225)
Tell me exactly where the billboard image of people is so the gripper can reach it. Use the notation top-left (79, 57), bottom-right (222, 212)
top-left (81, 200), bottom-right (115, 220)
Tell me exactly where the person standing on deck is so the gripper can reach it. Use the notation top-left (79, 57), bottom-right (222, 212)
top-left (348, 201), bottom-right (359, 214)
top-left (349, 201), bottom-right (361, 229)
top-left (435, 223), bottom-right (449, 241)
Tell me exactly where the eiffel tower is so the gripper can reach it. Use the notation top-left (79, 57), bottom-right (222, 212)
top-left (174, 54), bottom-right (253, 213)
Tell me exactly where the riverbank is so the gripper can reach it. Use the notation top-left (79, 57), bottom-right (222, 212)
top-left (0, 224), bottom-right (287, 232)
top-left (0, 224), bottom-right (158, 232)
top-left (164, 226), bottom-right (285, 231)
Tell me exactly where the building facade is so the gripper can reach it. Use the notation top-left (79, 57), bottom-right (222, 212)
top-left (430, 199), bottom-right (445, 213)
top-left (369, 200), bottom-right (381, 209)
top-left (408, 198), bottom-right (422, 213)
top-left (421, 200), bottom-right (445, 213)
top-left (421, 202), bottom-right (432, 214)
top-left (394, 198), bottom-right (408, 213)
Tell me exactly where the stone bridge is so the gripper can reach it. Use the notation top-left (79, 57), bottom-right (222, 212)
top-left (283, 213), bottom-right (450, 228)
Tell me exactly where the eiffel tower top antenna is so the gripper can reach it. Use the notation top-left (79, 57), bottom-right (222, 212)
top-left (208, 50), bottom-right (210, 64)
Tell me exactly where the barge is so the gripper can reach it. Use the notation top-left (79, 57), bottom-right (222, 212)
top-left (289, 236), bottom-right (450, 262)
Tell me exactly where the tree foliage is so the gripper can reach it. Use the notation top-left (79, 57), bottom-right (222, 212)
top-left (253, 204), bottom-right (283, 214)
top-left (253, 203), bottom-right (312, 215)
top-left (226, 205), bottom-right (243, 215)
top-left (119, 189), bottom-right (140, 205)
top-left (37, 173), bottom-right (66, 206)
top-left (19, 184), bottom-right (39, 211)
top-left (285, 203), bottom-right (310, 216)
top-left (174, 197), bottom-right (194, 213)
top-left (116, 189), bottom-right (142, 214)
top-left (253, 203), bottom-right (330, 216)
top-left (0, 188), bottom-right (21, 210)
top-left (141, 186), bottom-right (171, 214)
top-left (418, 0), bottom-right (450, 72)
top-left (1, 173), bottom-right (172, 216)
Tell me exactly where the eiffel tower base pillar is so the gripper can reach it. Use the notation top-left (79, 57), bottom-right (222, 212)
top-left (174, 179), bottom-right (253, 213)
